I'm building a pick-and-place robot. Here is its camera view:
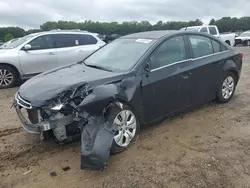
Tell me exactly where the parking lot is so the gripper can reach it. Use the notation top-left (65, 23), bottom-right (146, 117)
top-left (0, 46), bottom-right (250, 188)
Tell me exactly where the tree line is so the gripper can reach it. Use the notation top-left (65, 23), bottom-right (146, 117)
top-left (1, 17), bottom-right (250, 42)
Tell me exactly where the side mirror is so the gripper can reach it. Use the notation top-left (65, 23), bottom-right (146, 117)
top-left (145, 63), bottom-right (150, 72)
top-left (23, 44), bottom-right (32, 51)
top-left (144, 62), bottom-right (150, 77)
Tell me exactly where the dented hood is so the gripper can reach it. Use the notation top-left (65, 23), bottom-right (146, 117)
top-left (19, 63), bottom-right (124, 106)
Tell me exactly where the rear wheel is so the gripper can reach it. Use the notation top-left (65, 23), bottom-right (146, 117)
top-left (0, 65), bottom-right (18, 89)
top-left (106, 104), bottom-right (140, 154)
top-left (217, 72), bottom-right (237, 103)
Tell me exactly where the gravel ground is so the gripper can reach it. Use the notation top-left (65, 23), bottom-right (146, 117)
top-left (0, 47), bottom-right (250, 188)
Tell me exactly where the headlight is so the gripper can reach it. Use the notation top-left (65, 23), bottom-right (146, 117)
top-left (51, 104), bottom-right (64, 111)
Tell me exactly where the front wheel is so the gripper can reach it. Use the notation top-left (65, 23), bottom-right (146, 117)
top-left (106, 104), bottom-right (140, 154)
top-left (245, 40), bottom-right (250, 46)
top-left (216, 72), bottom-right (237, 103)
top-left (0, 65), bottom-right (18, 89)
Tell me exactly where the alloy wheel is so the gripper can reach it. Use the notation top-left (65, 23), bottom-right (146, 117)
top-left (222, 76), bottom-right (235, 99)
top-left (113, 110), bottom-right (137, 147)
top-left (0, 69), bottom-right (14, 87)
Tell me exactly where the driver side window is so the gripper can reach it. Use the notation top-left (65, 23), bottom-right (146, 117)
top-left (150, 36), bottom-right (186, 70)
top-left (28, 35), bottom-right (55, 50)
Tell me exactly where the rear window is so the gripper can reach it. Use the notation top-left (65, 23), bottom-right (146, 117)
top-left (211, 39), bottom-right (227, 53)
top-left (55, 34), bottom-right (77, 48)
top-left (55, 34), bottom-right (97, 48)
top-left (77, 34), bottom-right (97, 45)
top-left (188, 35), bottom-right (213, 58)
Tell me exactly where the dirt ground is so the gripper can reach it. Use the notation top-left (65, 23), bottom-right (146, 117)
top-left (1, 47), bottom-right (250, 188)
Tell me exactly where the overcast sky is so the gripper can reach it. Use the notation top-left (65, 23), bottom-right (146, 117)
top-left (0, 0), bottom-right (249, 29)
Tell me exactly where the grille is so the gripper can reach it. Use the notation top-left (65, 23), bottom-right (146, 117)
top-left (15, 93), bottom-right (32, 109)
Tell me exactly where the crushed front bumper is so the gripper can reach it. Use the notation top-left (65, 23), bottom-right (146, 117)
top-left (14, 102), bottom-right (74, 134)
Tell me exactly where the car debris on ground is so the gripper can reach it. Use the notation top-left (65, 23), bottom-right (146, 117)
top-left (62, 166), bottom-right (70, 171)
top-left (49, 172), bottom-right (57, 177)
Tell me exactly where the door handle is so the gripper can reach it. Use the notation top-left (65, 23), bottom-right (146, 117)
top-left (181, 72), bottom-right (191, 79)
top-left (48, 52), bottom-right (55, 55)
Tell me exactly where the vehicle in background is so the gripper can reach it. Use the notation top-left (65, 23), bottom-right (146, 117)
top-left (0, 38), bottom-right (20, 49)
top-left (0, 30), bottom-right (105, 89)
top-left (104, 34), bottom-right (122, 43)
top-left (235, 31), bottom-right (250, 46)
top-left (180, 25), bottom-right (236, 46)
top-left (96, 34), bottom-right (106, 41)
top-left (14, 30), bottom-right (242, 153)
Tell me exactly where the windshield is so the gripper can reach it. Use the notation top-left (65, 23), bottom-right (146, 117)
top-left (1, 34), bottom-right (37, 49)
top-left (239, 32), bottom-right (250, 37)
top-left (84, 38), bottom-right (155, 71)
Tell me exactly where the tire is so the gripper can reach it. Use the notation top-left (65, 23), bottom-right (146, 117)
top-left (217, 72), bottom-right (237, 103)
top-left (106, 103), bottom-right (140, 154)
top-left (0, 65), bottom-right (18, 89)
top-left (245, 40), bottom-right (250, 46)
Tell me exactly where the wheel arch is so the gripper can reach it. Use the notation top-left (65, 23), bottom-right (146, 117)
top-left (105, 98), bottom-right (142, 123)
top-left (0, 63), bottom-right (21, 80)
top-left (222, 60), bottom-right (239, 83)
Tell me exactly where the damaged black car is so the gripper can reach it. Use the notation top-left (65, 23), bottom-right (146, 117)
top-left (14, 30), bottom-right (242, 154)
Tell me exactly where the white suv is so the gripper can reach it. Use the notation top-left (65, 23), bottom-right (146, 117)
top-left (0, 30), bottom-right (105, 88)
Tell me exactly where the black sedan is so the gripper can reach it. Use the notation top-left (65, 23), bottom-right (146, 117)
top-left (14, 30), bottom-right (242, 153)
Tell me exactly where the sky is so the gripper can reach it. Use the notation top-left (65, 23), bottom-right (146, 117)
top-left (0, 0), bottom-right (249, 29)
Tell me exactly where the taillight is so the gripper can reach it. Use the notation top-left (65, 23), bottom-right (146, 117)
top-left (240, 52), bottom-right (243, 58)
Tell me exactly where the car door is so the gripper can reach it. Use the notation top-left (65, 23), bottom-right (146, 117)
top-left (208, 26), bottom-right (220, 39)
top-left (186, 34), bottom-right (226, 104)
top-left (18, 34), bottom-right (58, 76)
top-left (55, 34), bottom-right (100, 66)
top-left (141, 35), bottom-right (193, 121)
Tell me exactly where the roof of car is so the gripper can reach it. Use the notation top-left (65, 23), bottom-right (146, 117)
top-left (31, 30), bottom-right (98, 37)
top-left (120, 30), bottom-right (179, 39)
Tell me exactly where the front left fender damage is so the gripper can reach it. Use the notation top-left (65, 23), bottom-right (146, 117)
top-left (80, 116), bottom-right (118, 170)
top-left (69, 75), bottom-right (139, 170)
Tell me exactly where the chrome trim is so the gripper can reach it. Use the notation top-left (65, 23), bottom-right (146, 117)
top-left (15, 93), bottom-right (32, 109)
top-left (150, 59), bottom-right (192, 72)
top-left (150, 50), bottom-right (229, 72)
top-left (192, 50), bottom-right (229, 61)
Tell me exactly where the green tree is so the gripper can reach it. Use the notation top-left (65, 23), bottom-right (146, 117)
top-left (25, 29), bottom-right (42, 35)
top-left (4, 33), bottom-right (13, 42)
top-left (209, 19), bottom-right (216, 25)
top-left (0, 27), bottom-right (25, 41)
top-left (2, 16), bottom-right (250, 40)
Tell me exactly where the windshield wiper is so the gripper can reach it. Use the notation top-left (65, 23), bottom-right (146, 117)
top-left (83, 63), bottom-right (113, 72)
